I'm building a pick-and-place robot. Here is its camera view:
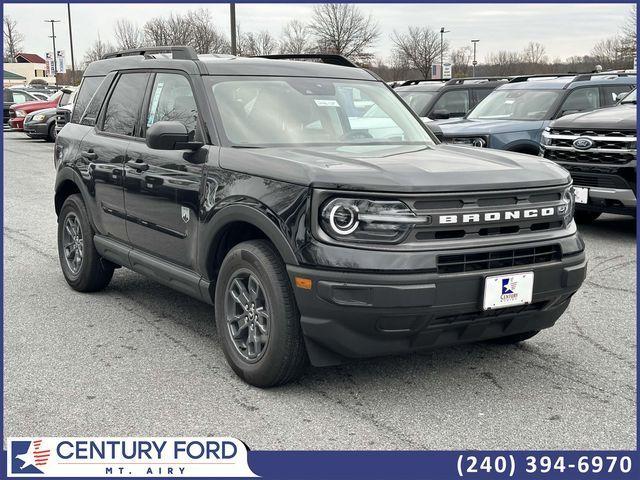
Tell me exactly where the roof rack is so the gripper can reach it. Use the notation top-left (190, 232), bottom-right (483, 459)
top-left (256, 54), bottom-right (357, 68)
top-left (102, 46), bottom-right (198, 61)
top-left (572, 72), bottom-right (635, 82)
top-left (444, 76), bottom-right (509, 85)
top-left (398, 79), bottom-right (444, 87)
top-left (508, 73), bottom-right (576, 83)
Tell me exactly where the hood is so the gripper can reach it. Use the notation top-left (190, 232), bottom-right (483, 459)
top-left (25, 107), bottom-right (57, 119)
top-left (438, 118), bottom-right (545, 136)
top-left (551, 104), bottom-right (636, 130)
top-left (10, 98), bottom-right (58, 113)
top-left (219, 143), bottom-right (569, 193)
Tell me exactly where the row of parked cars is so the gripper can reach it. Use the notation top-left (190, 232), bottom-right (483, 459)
top-left (392, 73), bottom-right (636, 222)
top-left (3, 85), bottom-right (76, 141)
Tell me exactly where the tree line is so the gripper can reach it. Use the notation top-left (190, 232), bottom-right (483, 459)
top-left (4, 4), bottom-right (636, 82)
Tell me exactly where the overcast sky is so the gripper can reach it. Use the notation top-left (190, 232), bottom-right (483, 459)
top-left (5, 3), bottom-right (633, 65)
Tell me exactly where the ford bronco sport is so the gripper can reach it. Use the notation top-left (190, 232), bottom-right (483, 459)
top-left (541, 88), bottom-right (637, 222)
top-left (54, 47), bottom-right (587, 387)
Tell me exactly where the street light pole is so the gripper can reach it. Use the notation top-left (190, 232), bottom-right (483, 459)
top-left (67, 4), bottom-right (76, 83)
top-left (471, 39), bottom-right (479, 77)
top-left (44, 19), bottom-right (61, 84)
top-left (230, 3), bottom-right (237, 55)
top-left (440, 27), bottom-right (450, 79)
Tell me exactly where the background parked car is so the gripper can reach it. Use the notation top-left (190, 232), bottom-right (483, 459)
top-left (23, 107), bottom-right (59, 142)
top-left (9, 87), bottom-right (75, 131)
top-left (540, 88), bottom-right (636, 222)
top-left (435, 73), bottom-right (635, 154)
top-left (395, 77), bottom-right (508, 121)
top-left (4, 89), bottom-right (39, 124)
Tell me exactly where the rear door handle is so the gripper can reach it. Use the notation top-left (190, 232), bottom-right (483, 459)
top-left (126, 159), bottom-right (149, 171)
top-left (81, 150), bottom-right (97, 160)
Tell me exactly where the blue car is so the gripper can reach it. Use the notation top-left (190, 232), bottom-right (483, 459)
top-left (435, 73), bottom-right (636, 155)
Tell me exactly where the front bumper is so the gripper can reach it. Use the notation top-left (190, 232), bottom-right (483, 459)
top-left (9, 117), bottom-right (24, 130)
top-left (576, 186), bottom-right (636, 215)
top-left (23, 121), bottom-right (50, 138)
top-left (288, 237), bottom-right (586, 366)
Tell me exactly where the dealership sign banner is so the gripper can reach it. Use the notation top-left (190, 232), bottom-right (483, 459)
top-left (7, 437), bottom-right (257, 477)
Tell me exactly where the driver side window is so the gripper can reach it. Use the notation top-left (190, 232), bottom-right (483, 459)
top-left (146, 73), bottom-right (198, 137)
top-left (431, 90), bottom-right (470, 117)
top-left (560, 87), bottom-right (600, 116)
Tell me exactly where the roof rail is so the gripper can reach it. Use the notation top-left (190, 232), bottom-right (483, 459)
top-left (256, 54), bottom-right (357, 68)
top-left (398, 79), bottom-right (444, 87)
top-left (444, 76), bottom-right (509, 85)
top-left (508, 73), bottom-right (576, 83)
top-left (571, 72), bottom-right (635, 82)
top-left (102, 46), bottom-right (198, 61)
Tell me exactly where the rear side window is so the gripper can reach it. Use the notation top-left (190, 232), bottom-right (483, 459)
top-left (102, 73), bottom-right (149, 136)
top-left (81, 73), bottom-right (116, 127)
top-left (70, 76), bottom-right (103, 124)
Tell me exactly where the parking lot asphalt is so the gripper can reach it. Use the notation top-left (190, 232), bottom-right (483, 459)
top-left (3, 130), bottom-right (636, 450)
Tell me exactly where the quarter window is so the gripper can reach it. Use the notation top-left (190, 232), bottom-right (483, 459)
top-left (102, 73), bottom-right (149, 136)
top-left (146, 73), bottom-right (198, 135)
top-left (71, 76), bottom-right (103, 124)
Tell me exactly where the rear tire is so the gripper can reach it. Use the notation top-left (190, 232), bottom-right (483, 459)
top-left (486, 330), bottom-right (540, 344)
top-left (215, 240), bottom-right (307, 388)
top-left (57, 194), bottom-right (114, 292)
top-left (575, 210), bottom-right (601, 224)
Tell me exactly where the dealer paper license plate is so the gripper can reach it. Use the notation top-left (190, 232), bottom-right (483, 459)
top-left (573, 186), bottom-right (589, 204)
top-left (483, 272), bottom-right (534, 310)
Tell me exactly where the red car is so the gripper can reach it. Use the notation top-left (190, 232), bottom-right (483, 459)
top-left (9, 89), bottom-right (74, 130)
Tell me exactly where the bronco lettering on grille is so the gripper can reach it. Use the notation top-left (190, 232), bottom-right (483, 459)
top-left (438, 207), bottom-right (556, 225)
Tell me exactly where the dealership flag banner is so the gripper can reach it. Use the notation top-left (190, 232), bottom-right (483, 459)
top-left (7, 437), bottom-right (257, 477)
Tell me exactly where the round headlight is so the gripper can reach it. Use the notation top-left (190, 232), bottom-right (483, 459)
top-left (329, 203), bottom-right (359, 235)
top-left (471, 137), bottom-right (486, 148)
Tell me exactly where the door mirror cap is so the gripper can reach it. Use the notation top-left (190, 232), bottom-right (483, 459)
top-left (615, 91), bottom-right (629, 102)
top-left (432, 109), bottom-right (450, 120)
top-left (146, 121), bottom-right (203, 150)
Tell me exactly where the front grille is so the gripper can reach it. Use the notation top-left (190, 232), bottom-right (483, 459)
top-left (9, 109), bottom-right (15, 119)
top-left (437, 244), bottom-right (561, 274)
top-left (55, 108), bottom-right (70, 131)
top-left (403, 185), bottom-right (567, 242)
top-left (543, 128), bottom-right (636, 165)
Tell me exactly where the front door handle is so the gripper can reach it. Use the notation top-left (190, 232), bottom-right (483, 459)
top-left (126, 159), bottom-right (149, 171)
top-left (81, 150), bottom-right (97, 160)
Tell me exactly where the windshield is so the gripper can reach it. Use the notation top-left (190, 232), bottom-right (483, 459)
top-left (397, 90), bottom-right (437, 115)
top-left (621, 89), bottom-right (636, 104)
top-left (468, 89), bottom-right (562, 121)
top-left (207, 77), bottom-right (434, 147)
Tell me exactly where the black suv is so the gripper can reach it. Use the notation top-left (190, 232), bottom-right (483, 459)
top-left (541, 88), bottom-right (637, 222)
top-left (55, 47), bottom-right (586, 387)
top-left (394, 77), bottom-right (508, 121)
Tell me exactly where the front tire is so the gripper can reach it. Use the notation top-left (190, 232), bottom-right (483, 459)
top-left (57, 194), bottom-right (114, 292)
top-left (575, 210), bottom-right (601, 224)
top-left (215, 240), bottom-right (307, 387)
top-left (47, 122), bottom-right (56, 142)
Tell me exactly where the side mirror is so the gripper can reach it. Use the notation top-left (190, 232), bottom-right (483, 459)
top-left (432, 109), bottom-right (450, 120)
top-left (146, 121), bottom-right (203, 150)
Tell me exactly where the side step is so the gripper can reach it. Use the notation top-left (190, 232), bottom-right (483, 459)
top-left (93, 235), bottom-right (214, 304)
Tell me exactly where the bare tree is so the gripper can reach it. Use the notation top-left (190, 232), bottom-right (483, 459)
top-left (523, 41), bottom-right (547, 64)
top-left (591, 36), bottom-right (626, 65)
top-left (485, 50), bottom-right (522, 75)
top-left (114, 19), bottom-right (143, 50)
top-left (279, 20), bottom-right (311, 54)
top-left (188, 9), bottom-right (230, 54)
top-left (144, 17), bottom-right (170, 46)
top-left (238, 30), bottom-right (277, 56)
top-left (450, 46), bottom-right (472, 77)
top-left (391, 26), bottom-right (444, 79)
top-left (309, 4), bottom-right (380, 61)
top-left (82, 36), bottom-right (116, 67)
top-left (620, 4), bottom-right (637, 58)
top-left (3, 16), bottom-right (24, 63)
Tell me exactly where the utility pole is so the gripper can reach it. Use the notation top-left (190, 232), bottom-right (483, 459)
top-left (440, 27), bottom-right (450, 79)
top-left (67, 4), bottom-right (76, 84)
top-left (230, 3), bottom-right (237, 55)
top-left (44, 19), bottom-right (61, 83)
top-left (471, 39), bottom-right (479, 77)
